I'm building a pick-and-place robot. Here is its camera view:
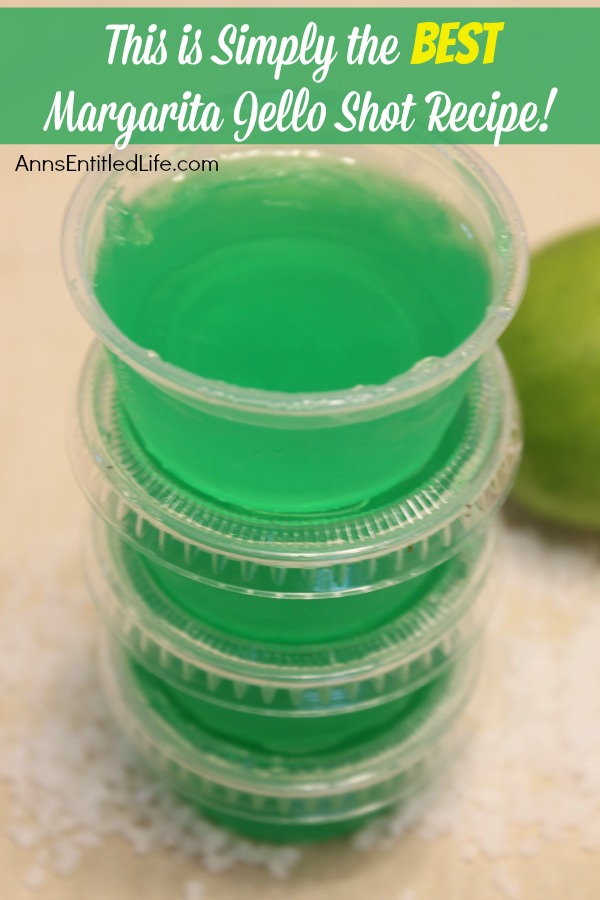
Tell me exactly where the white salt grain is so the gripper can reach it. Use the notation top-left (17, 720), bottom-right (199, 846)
top-left (267, 847), bottom-right (303, 879)
top-left (491, 863), bottom-right (521, 899)
top-left (23, 865), bottom-right (47, 891)
top-left (184, 880), bottom-right (204, 900)
top-left (53, 840), bottom-right (81, 877)
top-left (8, 824), bottom-right (39, 849)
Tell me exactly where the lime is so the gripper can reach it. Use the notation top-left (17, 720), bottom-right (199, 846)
top-left (501, 225), bottom-right (600, 530)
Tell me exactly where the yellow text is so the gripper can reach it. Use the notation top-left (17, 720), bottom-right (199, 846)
top-left (410, 22), bottom-right (505, 65)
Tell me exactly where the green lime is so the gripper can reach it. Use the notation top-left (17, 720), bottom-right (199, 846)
top-left (502, 225), bottom-right (600, 530)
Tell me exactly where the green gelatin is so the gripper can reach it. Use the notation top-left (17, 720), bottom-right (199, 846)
top-left (95, 157), bottom-right (490, 394)
top-left (131, 653), bottom-right (463, 758)
top-left (129, 650), bottom-right (466, 757)
top-left (125, 399), bottom-right (474, 645)
top-left (93, 152), bottom-right (492, 512)
top-left (106, 640), bottom-right (471, 843)
top-left (155, 666), bottom-right (456, 756)
top-left (140, 548), bottom-right (444, 645)
top-left (91, 521), bottom-right (487, 756)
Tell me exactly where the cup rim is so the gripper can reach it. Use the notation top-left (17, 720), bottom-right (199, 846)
top-left (71, 341), bottom-right (521, 571)
top-left (102, 632), bottom-right (477, 795)
top-left (63, 143), bottom-right (528, 416)
top-left (88, 515), bottom-right (492, 696)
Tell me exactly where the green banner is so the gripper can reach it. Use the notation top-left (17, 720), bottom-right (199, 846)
top-left (0, 8), bottom-right (596, 145)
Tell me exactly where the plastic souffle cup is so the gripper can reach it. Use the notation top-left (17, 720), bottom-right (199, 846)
top-left (70, 342), bottom-right (521, 645)
top-left (87, 516), bottom-right (493, 756)
top-left (101, 632), bottom-right (481, 843)
top-left (63, 144), bottom-right (527, 514)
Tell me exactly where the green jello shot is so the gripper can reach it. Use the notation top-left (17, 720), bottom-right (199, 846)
top-left (88, 518), bottom-right (491, 756)
top-left (142, 653), bottom-right (475, 757)
top-left (102, 636), bottom-right (479, 843)
top-left (140, 546), bottom-right (442, 646)
top-left (65, 145), bottom-right (526, 514)
top-left (73, 342), bottom-right (521, 646)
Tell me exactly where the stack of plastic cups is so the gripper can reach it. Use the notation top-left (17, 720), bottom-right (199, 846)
top-left (65, 145), bottom-right (527, 843)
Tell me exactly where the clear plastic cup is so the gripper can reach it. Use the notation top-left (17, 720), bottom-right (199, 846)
top-left (101, 633), bottom-right (480, 842)
top-left (88, 518), bottom-right (493, 755)
top-left (71, 342), bottom-right (520, 641)
top-left (64, 144), bottom-right (526, 513)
